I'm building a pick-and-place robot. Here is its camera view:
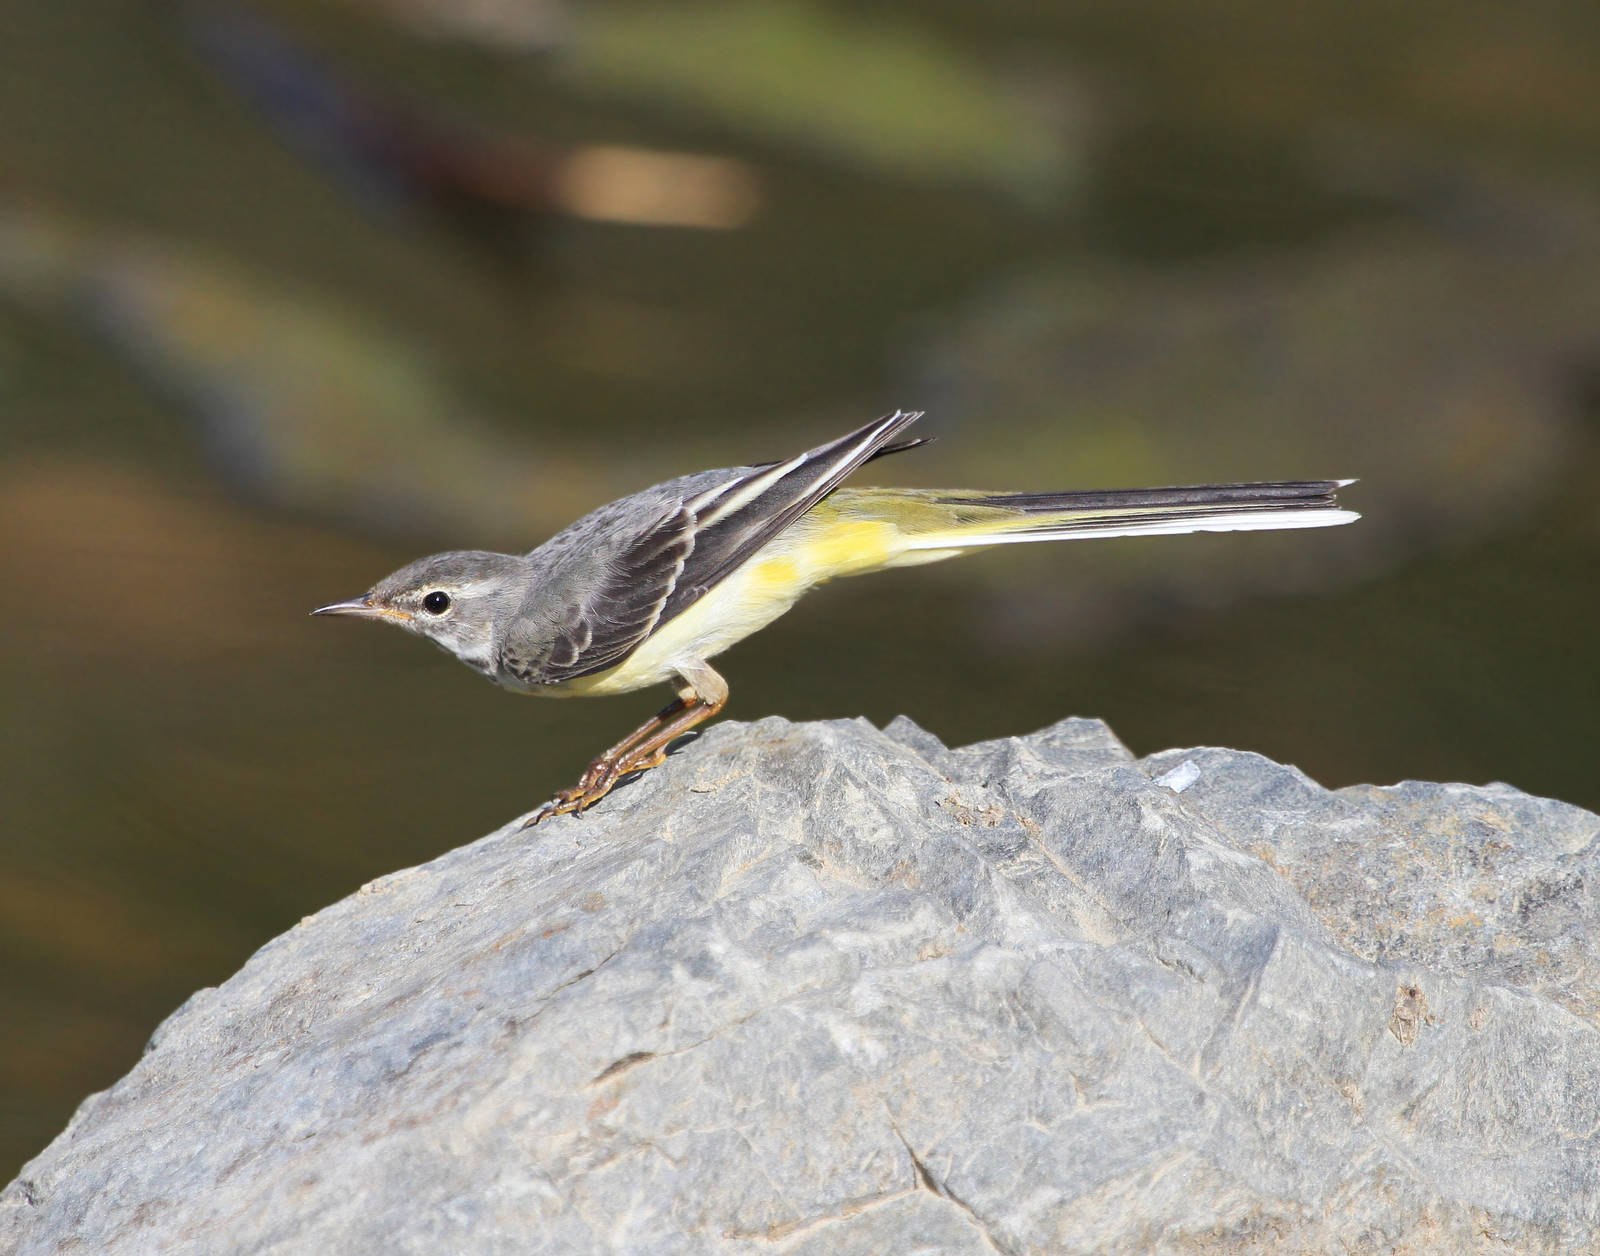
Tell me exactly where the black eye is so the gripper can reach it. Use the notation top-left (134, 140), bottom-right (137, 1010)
top-left (422, 591), bottom-right (451, 615)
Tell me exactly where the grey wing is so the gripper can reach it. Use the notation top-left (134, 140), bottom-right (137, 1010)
top-left (518, 410), bottom-right (925, 684)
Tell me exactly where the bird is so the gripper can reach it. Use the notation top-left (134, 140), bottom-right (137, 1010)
top-left (313, 411), bottom-right (1357, 825)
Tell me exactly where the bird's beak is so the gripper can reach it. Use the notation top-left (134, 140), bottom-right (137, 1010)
top-left (311, 596), bottom-right (388, 619)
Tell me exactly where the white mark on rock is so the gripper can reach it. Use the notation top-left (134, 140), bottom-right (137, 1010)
top-left (1154, 760), bottom-right (1202, 794)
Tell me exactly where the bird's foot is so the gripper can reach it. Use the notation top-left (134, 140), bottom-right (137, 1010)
top-left (520, 699), bottom-right (718, 829)
top-left (521, 747), bottom-right (667, 828)
top-left (521, 786), bottom-right (590, 828)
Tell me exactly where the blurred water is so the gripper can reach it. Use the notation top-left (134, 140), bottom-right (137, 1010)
top-left (2, 0), bottom-right (1597, 1178)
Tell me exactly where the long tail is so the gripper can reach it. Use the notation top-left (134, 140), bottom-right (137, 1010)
top-left (918, 480), bottom-right (1357, 545)
top-left (807, 480), bottom-right (1358, 573)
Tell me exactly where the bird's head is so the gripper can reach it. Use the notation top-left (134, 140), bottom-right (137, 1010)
top-left (312, 550), bottom-right (526, 673)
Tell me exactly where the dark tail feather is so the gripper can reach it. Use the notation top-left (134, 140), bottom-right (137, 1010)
top-left (938, 480), bottom-right (1352, 515)
top-left (865, 435), bottom-right (934, 463)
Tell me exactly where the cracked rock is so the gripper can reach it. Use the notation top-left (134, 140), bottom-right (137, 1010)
top-left (4, 716), bottom-right (1600, 1254)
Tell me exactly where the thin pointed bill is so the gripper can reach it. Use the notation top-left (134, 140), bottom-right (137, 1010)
top-left (310, 596), bottom-right (404, 620)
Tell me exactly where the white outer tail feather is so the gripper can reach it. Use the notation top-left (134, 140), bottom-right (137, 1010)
top-left (900, 507), bottom-right (1360, 550)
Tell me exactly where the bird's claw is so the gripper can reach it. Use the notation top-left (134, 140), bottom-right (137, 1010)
top-left (520, 788), bottom-right (590, 828)
top-left (520, 763), bottom-right (630, 828)
top-left (520, 726), bottom-right (700, 830)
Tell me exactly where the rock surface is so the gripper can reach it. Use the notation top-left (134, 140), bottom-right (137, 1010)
top-left (5, 716), bottom-right (1600, 1254)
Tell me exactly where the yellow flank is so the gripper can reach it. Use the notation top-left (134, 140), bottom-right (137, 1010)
top-left (793, 517), bottom-right (898, 578)
top-left (546, 489), bottom-right (1027, 697)
top-left (750, 556), bottom-right (800, 590)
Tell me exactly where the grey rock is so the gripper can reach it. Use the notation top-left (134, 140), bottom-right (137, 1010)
top-left (5, 716), bottom-right (1600, 1254)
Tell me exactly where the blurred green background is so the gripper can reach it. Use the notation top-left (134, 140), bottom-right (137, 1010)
top-left (3, 0), bottom-right (1598, 1179)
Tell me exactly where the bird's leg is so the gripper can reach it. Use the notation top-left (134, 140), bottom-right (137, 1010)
top-left (606, 689), bottom-right (726, 779)
top-left (523, 699), bottom-right (689, 826)
top-left (523, 663), bottom-right (728, 827)
top-left (575, 698), bottom-right (692, 792)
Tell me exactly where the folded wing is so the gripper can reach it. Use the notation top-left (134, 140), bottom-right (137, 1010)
top-left (527, 410), bottom-right (925, 683)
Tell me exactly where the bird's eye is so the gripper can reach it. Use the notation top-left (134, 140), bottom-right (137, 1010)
top-left (422, 591), bottom-right (452, 615)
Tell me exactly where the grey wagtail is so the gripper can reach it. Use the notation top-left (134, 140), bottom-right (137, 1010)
top-left (313, 411), bottom-right (1357, 825)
